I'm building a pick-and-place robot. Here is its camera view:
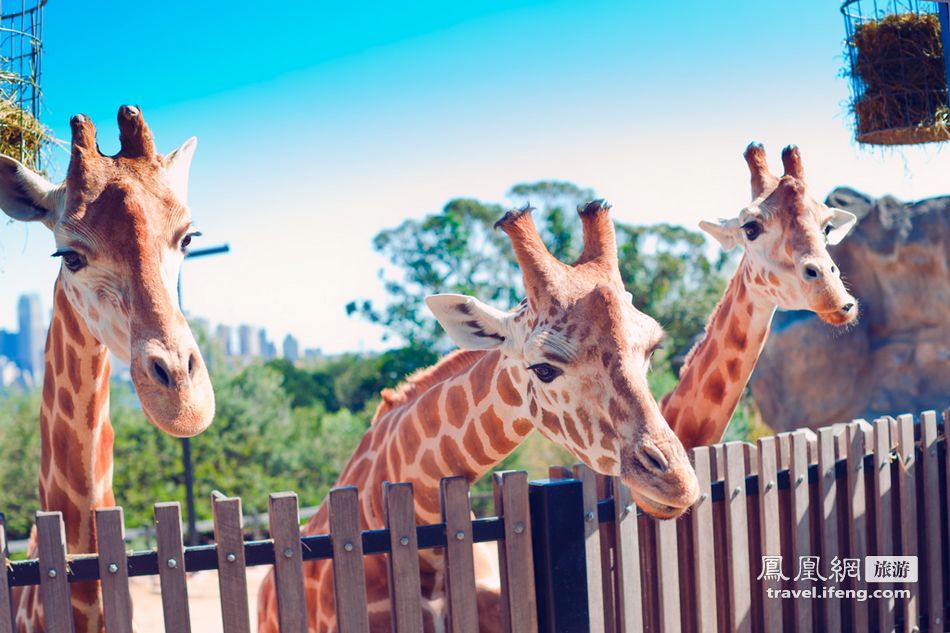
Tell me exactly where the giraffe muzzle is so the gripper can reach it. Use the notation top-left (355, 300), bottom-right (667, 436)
top-left (132, 337), bottom-right (215, 437)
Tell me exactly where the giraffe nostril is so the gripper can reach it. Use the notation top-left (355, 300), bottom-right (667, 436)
top-left (841, 302), bottom-right (854, 314)
top-left (151, 359), bottom-right (171, 389)
top-left (188, 352), bottom-right (198, 379)
top-left (639, 443), bottom-right (670, 474)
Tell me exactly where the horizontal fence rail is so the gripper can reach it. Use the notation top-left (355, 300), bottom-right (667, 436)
top-left (0, 409), bottom-right (946, 632)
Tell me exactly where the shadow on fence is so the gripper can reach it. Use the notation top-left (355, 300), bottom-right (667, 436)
top-left (0, 409), bottom-right (947, 632)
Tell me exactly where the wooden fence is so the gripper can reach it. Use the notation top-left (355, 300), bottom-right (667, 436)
top-left (0, 409), bottom-right (947, 632)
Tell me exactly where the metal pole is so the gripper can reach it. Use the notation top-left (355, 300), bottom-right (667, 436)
top-left (941, 2), bottom-right (950, 107)
top-left (179, 243), bottom-right (230, 545)
top-left (529, 478), bottom-right (591, 632)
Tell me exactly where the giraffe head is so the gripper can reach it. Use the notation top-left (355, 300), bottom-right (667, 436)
top-left (0, 106), bottom-right (214, 437)
top-left (700, 143), bottom-right (858, 326)
top-left (427, 202), bottom-right (699, 519)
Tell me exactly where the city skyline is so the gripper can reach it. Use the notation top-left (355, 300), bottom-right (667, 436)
top-left (0, 293), bottom-right (319, 389)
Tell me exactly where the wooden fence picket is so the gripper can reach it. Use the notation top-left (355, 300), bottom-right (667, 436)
top-left (382, 482), bottom-right (424, 633)
top-left (845, 422), bottom-right (869, 633)
top-left (756, 437), bottom-right (782, 633)
top-left (570, 464), bottom-right (605, 633)
top-left (611, 478), bottom-right (643, 633)
top-left (816, 428), bottom-right (840, 633)
top-left (596, 474), bottom-right (618, 633)
top-left (154, 502), bottom-right (191, 632)
top-left (35, 511), bottom-right (73, 633)
top-left (329, 487), bottom-right (370, 633)
top-left (440, 476), bottom-right (478, 633)
top-left (871, 419), bottom-right (895, 631)
top-left (894, 414), bottom-right (918, 631)
top-left (212, 493), bottom-right (252, 633)
top-left (95, 507), bottom-right (133, 633)
top-left (920, 411), bottom-right (943, 631)
top-left (723, 442), bottom-right (751, 633)
top-left (493, 470), bottom-right (537, 633)
top-left (268, 492), bottom-right (308, 633)
top-left (788, 432), bottom-right (812, 632)
top-left (689, 447), bottom-right (717, 633)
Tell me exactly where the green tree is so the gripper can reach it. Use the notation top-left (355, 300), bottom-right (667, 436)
top-left (350, 181), bottom-right (730, 370)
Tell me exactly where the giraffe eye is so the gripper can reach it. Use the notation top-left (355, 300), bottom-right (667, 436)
top-left (180, 230), bottom-right (202, 253)
top-left (823, 223), bottom-right (834, 237)
top-left (742, 221), bottom-right (763, 241)
top-left (53, 250), bottom-right (87, 272)
top-left (528, 363), bottom-right (563, 383)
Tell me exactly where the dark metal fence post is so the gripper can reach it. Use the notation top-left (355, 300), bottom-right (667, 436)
top-left (529, 478), bottom-right (590, 633)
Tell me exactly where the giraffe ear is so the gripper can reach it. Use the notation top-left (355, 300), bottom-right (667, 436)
top-left (0, 154), bottom-right (63, 227)
top-left (163, 136), bottom-right (197, 202)
top-left (425, 294), bottom-right (511, 351)
top-left (699, 218), bottom-right (740, 251)
top-left (825, 208), bottom-right (857, 245)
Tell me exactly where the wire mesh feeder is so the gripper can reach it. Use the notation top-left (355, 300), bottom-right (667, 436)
top-left (0, 0), bottom-right (48, 171)
top-left (842, 0), bottom-right (950, 145)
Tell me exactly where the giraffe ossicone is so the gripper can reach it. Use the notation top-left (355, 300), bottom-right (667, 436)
top-left (0, 106), bottom-right (214, 632)
top-left (664, 142), bottom-right (859, 450)
top-left (258, 199), bottom-right (698, 632)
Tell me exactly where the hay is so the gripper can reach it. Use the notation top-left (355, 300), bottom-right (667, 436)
top-left (0, 71), bottom-right (50, 171)
top-left (850, 12), bottom-right (950, 145)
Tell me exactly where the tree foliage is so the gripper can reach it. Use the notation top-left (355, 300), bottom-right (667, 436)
top-left (349, 181), bottom-right (731, 370)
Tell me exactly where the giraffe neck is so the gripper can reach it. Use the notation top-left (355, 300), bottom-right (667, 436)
top-left (305, 350), bottom-right (532, 533)
top-left (661, 257), bottom-right (775, 450)
top-left (38, 279), bottom-right (114, 554)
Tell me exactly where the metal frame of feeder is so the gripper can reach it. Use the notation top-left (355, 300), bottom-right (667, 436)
top-left (841, 0), bottom-right (950, 144)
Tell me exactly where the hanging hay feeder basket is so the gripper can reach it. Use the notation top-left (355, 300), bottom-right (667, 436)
top-left (842, 0), bottom-right (950, 145)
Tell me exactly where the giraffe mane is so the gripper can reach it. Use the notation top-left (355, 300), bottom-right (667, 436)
top-left (374, 349), bottom-right (487, 420)
top-left (678, 287), bottom-right (731, 378)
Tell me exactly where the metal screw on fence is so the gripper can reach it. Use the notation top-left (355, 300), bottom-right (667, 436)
top-left (732, 486), bottom-right (741, 499)
top-left (455, 530), bottom-right (465, 541)
top-left (699, 493), bottom-right (708, 503)
top-left (47, 568), bottom-right (56, 578)
top-left (514, 521), bottom-right (525, 534)
top-left (796, 475), bottom-right (804, 485)
top-left (584, 511), bottom-right (594, 522)
top-left (108, 563), bottom-right (118, 574)
top-left (226, 552), bottom-right (236, 563)
top-left (343, 541), bottom-right (354, 552)
top-left (283, 547), bottom-right (294, 558)
top-left (167, 558), bottom-right (178, 569)
top-left (765, 480), bottom-right (775, 491)
top-left (399, 536), bottom-right (409, 546)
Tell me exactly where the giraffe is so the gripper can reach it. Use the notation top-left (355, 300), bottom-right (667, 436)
top-left (258, 201), bottom-right (700, 632)
top-left (0, 106), bottom-right (215, 632)
top-left (661, 143), bottom-right (858, 450)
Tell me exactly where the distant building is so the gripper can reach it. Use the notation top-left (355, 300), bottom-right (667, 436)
top-left (282, 334), bottom-right (299, 363)
top-left (258, 328), bottom-right (276, 361)
top-left (17, 294), bottom-right (44, 382)
top-left (237, 324), bottom-right (259, 358)
top-left (303, 348), bottom-right (324, 363)
top-left (215, 324), bottom-right (233, 357)
top-left (0, 329), bottom-right (16, 360)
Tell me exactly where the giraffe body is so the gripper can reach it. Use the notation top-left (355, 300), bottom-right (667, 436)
top-left (259, 201), bottom-right (699, 631)
top-left (0, 107), bottom-right (214, 632)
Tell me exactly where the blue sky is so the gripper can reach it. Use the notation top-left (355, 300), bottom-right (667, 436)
top-left (0, 1), bottom-right (947, 353)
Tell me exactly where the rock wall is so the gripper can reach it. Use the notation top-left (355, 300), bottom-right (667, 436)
top-left (749, 187), bottom-right (949, 432)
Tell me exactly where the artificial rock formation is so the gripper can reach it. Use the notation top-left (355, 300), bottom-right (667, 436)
top-left (749, 187), bottom-right (949, 431)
